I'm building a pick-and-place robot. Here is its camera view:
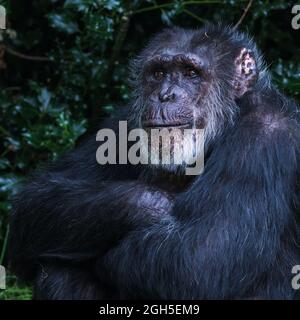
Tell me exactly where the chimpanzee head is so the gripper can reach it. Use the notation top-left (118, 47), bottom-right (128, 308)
top-left (128, 24), bottom-right (269, 172)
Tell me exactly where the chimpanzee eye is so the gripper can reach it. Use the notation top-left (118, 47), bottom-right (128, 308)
top-left (153, 69), bottom-right (165, 80)
top-left (185, 67), bottom-right (199, 78)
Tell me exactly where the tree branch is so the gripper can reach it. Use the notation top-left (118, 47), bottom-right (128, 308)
top-left (131, 1), bottom-right (223, 15)
top-left (183, 8), bottom-right (206, 23)
top-left (234, 0), bottom-right (253, 29)
top-left (4, 45), bottom-right (51, 62)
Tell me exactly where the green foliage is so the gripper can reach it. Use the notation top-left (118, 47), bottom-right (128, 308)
top-left (0, 0), bottom-right (299, 299)
top-left (0, 274), bottom-right (32, 300)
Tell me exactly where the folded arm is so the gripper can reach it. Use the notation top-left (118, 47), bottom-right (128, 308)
top-left (100, 116), bottom-right (300, 299)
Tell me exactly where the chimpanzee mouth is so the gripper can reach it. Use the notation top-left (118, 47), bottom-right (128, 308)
top-left (142, 121), bottom-right (191, 129)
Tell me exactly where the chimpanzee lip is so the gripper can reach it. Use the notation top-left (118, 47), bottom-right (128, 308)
top-left (142, 121), bottom-right (191, 129)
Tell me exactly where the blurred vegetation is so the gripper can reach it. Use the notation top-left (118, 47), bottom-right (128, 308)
top-left (0, 0), bottom-right (299, 299)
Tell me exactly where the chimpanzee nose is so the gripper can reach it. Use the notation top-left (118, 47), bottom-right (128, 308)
top-left (158, 90), bottom-right (176, 103)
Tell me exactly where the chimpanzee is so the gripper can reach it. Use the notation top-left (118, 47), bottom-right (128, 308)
top-left (8, 24), bottom-right (300, 299)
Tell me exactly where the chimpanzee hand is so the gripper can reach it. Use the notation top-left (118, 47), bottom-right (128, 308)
top-left (127, 186), bottom-right (174, 217)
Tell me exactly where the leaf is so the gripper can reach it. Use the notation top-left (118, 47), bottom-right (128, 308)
top-left (0, 175), bottom-right (19, 194)
top-left (48, 13), bottom-right (79, 34)
top-left (0, 159), bottom-right (10, 170)
top-left (38, 88), bottom-right (52, 113)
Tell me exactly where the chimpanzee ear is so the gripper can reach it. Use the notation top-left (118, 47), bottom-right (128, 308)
top-left (233, 48), bottom-right (258, 97)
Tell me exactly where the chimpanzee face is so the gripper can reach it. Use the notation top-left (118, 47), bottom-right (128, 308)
top-left (140, 52), bottom-right (212, 130)
top-left (134, 27), bottom-right (258, 137)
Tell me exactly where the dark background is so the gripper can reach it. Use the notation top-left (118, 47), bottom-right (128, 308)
top-left (0, 0), bottom-right (299, 299)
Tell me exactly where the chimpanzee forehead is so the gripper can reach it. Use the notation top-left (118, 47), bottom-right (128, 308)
top-left (148, 30), bottom-right (217, 64)
top-left (146, 51), bottom-right (210, 70)
top-left (146, 39), bottom-right (213, 71)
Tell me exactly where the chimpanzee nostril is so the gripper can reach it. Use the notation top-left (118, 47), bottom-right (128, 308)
top-left (159, 92), bottom-right (176, 103)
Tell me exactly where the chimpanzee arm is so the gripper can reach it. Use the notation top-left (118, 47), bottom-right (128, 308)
top-left (100, 112), bottom-right (300, 299)
top-left (8, 135), bottom-right (173, 282)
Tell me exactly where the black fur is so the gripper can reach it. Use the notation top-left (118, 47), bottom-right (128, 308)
top-left (8, 25), bottom-right (300, 299)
